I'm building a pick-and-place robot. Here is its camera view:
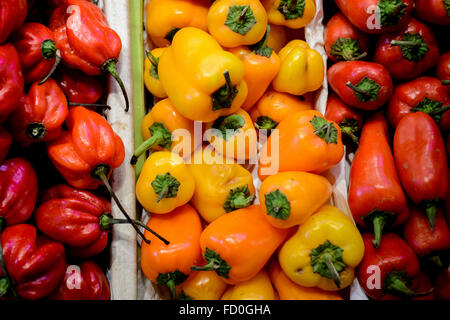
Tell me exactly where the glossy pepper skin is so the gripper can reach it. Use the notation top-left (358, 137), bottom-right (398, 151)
top-left (387, 76), bottom-right (450, 129)
top-left (404, 207), bottom-right (450, 257)
top-left (250, 89), bottom-right (313, 130)
top-left (191, 205), bottom-right (289, 285)
top-left (47, 106), bottom-right (125, 190)
top-left (328, 61), bottom-right (393, 111)
top-left (158, 27), bottom-right (248, 123)
top-left (0, 158), bottom-right (38, 226)
top-left (144, 48), bottom-right (167, 99)
top-left (259, 171), bottom-right (332, 229)
top-left (51, 0), bottom-right (129, 111)
top-left (348, 113), bottom-right (409, 248)
top-left (393, 112), bottom-right (448, 230)
top-left (279, 205), bottom-right (364, 291)
top-left (187, 147), bottom-right (256, 223)
top-left (205, 109), bottom-right (258, 161)
top-left (9, 79), bottom-right (69, 146)
top-left (262, 0), bottom-right (316, 29)
top-left (324, 13), bottom-right (369, 62)
top-left (273, 40), bottom-right (324, 96)
top-left (208, 0), bottom-right (268, 48)
top-left (221, 269), bottom-right (276, 300)
top-left (0, 224), bottom-right (66, 300)
top-left (51, 261), bottom-right (110, 300)
top-left (179, 271), bottom-right (228, 300)
top-left (335, 0), bottom-right (414, 34)
top-left (0, 127), bottom-right (12, 163)
top-left (358, 233), bottom-right (427, 300)
top-left (11, 23), bottom-right (59, 84)
top-left (0, 0), bottom-right (27, 44)
top-left (141, 204), bottom-right (203, 298)
top-left (0, 44), bottom-right (24, 124)
top-left (258, 110), bottom-right (344, 180)
top-left (437, 52), bottom-right (450, 94)
top-left (136, 151), bottom-right (195, 214)
top-left (269, 261), bottom-right (343, 300)
top-left (415, 0), bottom-right (450, 26)
top-left (374, 18), bottom-right (440, 81)
top-left (146, 0), bottom-right (210, 48)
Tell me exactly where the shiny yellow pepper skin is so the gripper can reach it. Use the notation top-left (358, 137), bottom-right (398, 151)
top-left (221, 269), bottom-right (276, 300)
top-left (272, 40), bottom-right (324, 96)
top-left (136, 151), bottom-right (195, 214)
top-left (208, 0), bottom-right (268, 48)
top-left (144, 48), bottom-right (167, 99)
top-left (262, 0), bottom-right (316, 29)
top-left (158, 27), bottom-right (248, 123)
top-left (187, 147), bottom-right (256, 223)
top-left (179, 271), bottom-right (228, 300)
top-left (279, 205), bottom-right (364, 291)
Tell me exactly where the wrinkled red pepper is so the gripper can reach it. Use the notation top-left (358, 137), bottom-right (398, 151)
top-left (0, 0), bottom-right (27, 44)
top-left (374, 18), bottom-right (440, 81)
top-left (50, 261), bottom-right (110, 300)
top-left (393, 112), bottom-right (448, 229)
top-left (358, 233), bottom-right (430, 300)
top-left (435, 266), bottom-right (450, 300)
top-left (0, 127), bottom-right (12, 163)
top-left (328, 61), bottom-right (393, 111)
top-left (415, 0), bottom-right (450, 26)
top-left (50, 0), bottom-right (129, 111)
top-left (0, 44), bottom-right (24, 124)
top-left (437, 52), bottom-right (450, 94)
top-left (0, 158), bottom-right (38, 226)
top-left (11, 22), bottom-right (60, 85)
top-left (9, 79), bottom-right (69, 146)
top-left (348, 113), bottom-right (409, 248)
top-left (0, 224), bottom-right (66, 300)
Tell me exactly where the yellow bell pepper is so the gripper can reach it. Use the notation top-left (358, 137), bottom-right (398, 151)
top-left (144, 48), bottom-right (167, 99)
top-left (221, 269), bottom-right (276, 300)
top-left (208, 0), bottom-right (268, 48)
top-left (146, 0), bottom-right (210, 48)
top-left (272, 40), bottom-right (324, 96)
top-left (262, 0), bottom-right (316, 29)
top-left (159, 27), bottom-right (248, 123)
top-left (187, 147), bottom-right (256, 223)
top-left (279, 205), bottom-right (364, 291)
top-left (179, 271), bottom-right (228, 300)
top-left (136, 151), bottom-right (195, 214)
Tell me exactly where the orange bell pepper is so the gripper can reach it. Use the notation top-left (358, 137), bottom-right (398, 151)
top-left (249, 89), bottom-right (313, 130)
top-left (221, 269), bottom-right (276, 300)
top-left (269, 261), bottom-right (343, 300)
top-left (179, 271), bottom-right (228, 300)
top-left (258, 110), bottom-right (344, 180)
top-left (191, 205), bottom-right (289, 284)
top-left (140, 204), bottom-right (203, 298)
top-left (267, 24), bottom-right (287, 53)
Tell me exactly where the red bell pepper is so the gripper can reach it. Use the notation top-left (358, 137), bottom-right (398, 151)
top-left (324, 93), bottom-right (364, 145)
top-left (0, 158), bottom-right (38, 226)
top-left (0, 0), bottom-right (27, 44)
top-left (0, 44), bottom-right (24, 124)
top-left (335, 0), bottom-right (414, 34)
top-left (324, 12), bottom-right (369, 62)
top-left (437, 52), bottom-right (450, 94)
top-left (435, 266), bottom-right (450, 300)
top-left (348, 113), bottom-right (409, 248)
top-left (50, 0), bottom-right (129, 111)
top-left (50, 261), bottom-right (110, 300)
top-left (404, 207), bottom-right (450, 257)
top-left (0, 224), bottom-right (66, 300)
top-left (415, 0), bottom-right (450, 26)
top-left (358, 233), bottom-right (430, 300)
top-left (11, 22), bottom-right (60, 85)
top-left (9, 79), bottom-right (69, 146)
top-left (393, 112), bottom-right (448, 229)
top-left (409, 273), bottom-right (435, 300)
top-left (327, 61), bottom-right (393, 111)
top-left (387, 76), bottom-right (450, 129)
top-left (0, 127), bottom-right (12, 163)
top-left (374, 18), bottom-right (440, 81)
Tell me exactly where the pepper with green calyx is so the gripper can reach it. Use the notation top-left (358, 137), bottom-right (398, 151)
top-left (212, 71), bottom-right (239, 111)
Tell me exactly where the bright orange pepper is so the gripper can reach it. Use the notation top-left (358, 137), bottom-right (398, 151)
top-left (191, 205), bottom-right (289, 285)
top-left (221, 269), bottom-right (276, 300)
top-left (267, 24), bottom-right (288, 53)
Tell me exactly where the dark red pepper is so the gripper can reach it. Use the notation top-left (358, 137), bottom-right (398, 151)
top-left (435, 266), bottom-right (450, 300)
top-left (0, 0), bottom-right (27, 44)
top-left (437, 52), bottom-right (450, 95)
top-left (415, 0), bottom-right (450, 26)
top-left (0, 127), bottom-right (12, 163)
top-left (409, 273), bottom-right (435, 300)
top-left (50, 261), bottom-right (110, 300)
top-left (0, 44), bottom-right (24, 124)
top-left (0, 158), bottom-right (38, 226)
top-left (394, 112), bottom-right (448, 229)
top-left (0, 224), bottom-right (66, 300)
top-left (374, 18), bottom-right (440, 81)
